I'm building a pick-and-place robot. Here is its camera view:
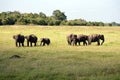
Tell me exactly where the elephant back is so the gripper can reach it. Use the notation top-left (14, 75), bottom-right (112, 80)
top-left (19, 35), bottom-right (25, 42)
top-left (29, 34), bottom-right (38, 42)
top-left (88, 34), bottom-right (100, 42)
top-left (77, 34), bottom-right (88, 41)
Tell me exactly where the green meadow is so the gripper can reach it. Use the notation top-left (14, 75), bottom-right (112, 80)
top-left (0, 25), bottom-right (120, 80)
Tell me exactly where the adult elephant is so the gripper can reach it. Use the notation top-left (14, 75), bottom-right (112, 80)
top-left (66, 34), bottom-right (77, 45)
top-left (40, 38), bottom-right (50, 46)
top-left (13, 34), bottom-right (25, 47)
top-left (25, 34), bottom-right (38, 47)
top-left (77, 34), bottom-right (88, 46)
top-left (88, 34), bottom-right (105, 46)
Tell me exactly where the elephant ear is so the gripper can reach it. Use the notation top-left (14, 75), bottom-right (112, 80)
top-left (40, 38), bottom-right (44, 41)
top-left (13, 35), bottom-right (15, 39)
top-left (97, 34), bottom-right (101, 38)
top-left (100, 34), bottom-right (104, 38)
top-left (13, 35), bottom-right (18, 39)
top-left (25, 36), bottom-right (29, 39)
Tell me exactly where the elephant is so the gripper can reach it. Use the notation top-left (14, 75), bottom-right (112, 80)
top-left (77, 34), bottom-right (88, 46)
top-left (13, 34), bottom-right (25, 47)
top-left (66, 34), bottom-right (77, 45)
top-left (25, 34), bottom-right (38, 47)
top-left (40, 38), bottom-right (50, 46)
top-left (88, 34), bottom-right (105, 46)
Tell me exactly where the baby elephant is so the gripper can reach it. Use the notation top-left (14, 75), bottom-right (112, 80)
top-left (40, 38), bottom-right (50, 46)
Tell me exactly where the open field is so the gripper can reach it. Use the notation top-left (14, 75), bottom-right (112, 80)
top-left (0, 25), bottom-right (120, 80)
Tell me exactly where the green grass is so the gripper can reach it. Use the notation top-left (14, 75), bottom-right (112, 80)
top-left (0, 25), bottom-right (120, 80)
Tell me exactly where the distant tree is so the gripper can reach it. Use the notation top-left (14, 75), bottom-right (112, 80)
top-left (39, 12), bottom-right (46, 18)
top-left (60, 20), bottom-right (67, 25)
top-left (37, 18), bottom-right (47, 25)
top-left (16, 17), bottom-right (30, 25)
top-left (98, 22), bottom-right (104, 26)
top-left (108, 23), bottom-right (112, 26)
top-left (111, 22), bottom-right (117, 26)
top-left (30, 19), bottom-right (38, 25)
top-left (47, 17), bottom-right (55, 26)
top-left (0, 12), bottom-right (7, 19)
top-left (52, 10), bottom-right (67, 21)
top-left (2, 16), bottom-right (17, 25)
top-left (86, 22), bottom-right (92, 26)
top-left (33, 13), bottom-right (39, 18)
top-left (0, 10), bottom-right (113, 26)
top-left (66, 19), bottom-right (87, 26)
top-left (0, 19), bottom-right (2, 25)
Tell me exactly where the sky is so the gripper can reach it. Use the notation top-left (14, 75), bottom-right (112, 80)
top-left (0, 0), bottom-right (120, 23)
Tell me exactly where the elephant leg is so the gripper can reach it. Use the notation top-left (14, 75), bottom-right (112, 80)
top-left (30, 42), bottom-right (32, 47)
top-left (43, 42), bottom-right (45, 46)
top-left (97, 40), bottom-right (100, 46)
top-left (68, 40), bottom-right (71, 45)
top-left (88, 39), bottom-right (91, 45)
top-left (40, 42), bottom-right (42, 46)
top-left (85, 41), bottom-right (87, 46)
top-left (69, 42), bottom-right (71, 45)
top-left (27, 41), bottom-right (29, 46)
top-left (16, 42), bottom-right (18, 47)
top-left (83, 41), bottom-right (87, 46)
top-left (67, 41), bottom-right (69, 45)
top-left (78, 42), bottom-right (80, 46)
top-left (22, 43), bottom-right (24, 47)
top-left (88, 41), bottom-right (91, 45)
top-left (75, 42), bottom-right (77, 46)
top-left (73, 41), bottom-right (76, 46)
top-left (19, 42), bottom-right (21, 47)
top-left (71, 41), bottom-right (74, 46)
top-left (83, 42), bottom-right (85, 46)
top-left (98, 41), bottom-right (100, 46)
top-left (34, 43), bottom-right (36, 46)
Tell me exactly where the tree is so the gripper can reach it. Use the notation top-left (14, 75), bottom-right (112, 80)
top-left (0, 19), bottom-right (2, 25)
top-left (37, 18), bottom-right (47, 25)
top-left (52, 10), bottom-right (67, 21)
top-left (39, 12), bottom-right (46, 18)
top-left (98, 22), bottom-right (104, 26)
top-left (16, 17), bottom-right (30, 25)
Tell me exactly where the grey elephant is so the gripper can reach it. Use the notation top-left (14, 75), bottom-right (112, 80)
top-left (77, 34), bottom-right (88, 46)
top-left (13, 34), bottom-right (25, 47)
top-left (88, 34), bottom-right (105, 45)
top-left (66, 34), bottom-right (77, 45)
top-left (40, 38), bottom-right (50, 46)
top-left (25, 34), bottom-right (38, 47)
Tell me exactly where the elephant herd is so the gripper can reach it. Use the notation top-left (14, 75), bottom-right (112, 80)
top-left (13, 34), bottom-right (50, 47)
top-left (67, 34), bottom-right (105, 46)
top-left (13, 33), bottom-right (105, 47)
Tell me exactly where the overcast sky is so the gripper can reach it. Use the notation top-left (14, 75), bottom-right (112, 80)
top-left (0, 0), bottom-right (120, 22)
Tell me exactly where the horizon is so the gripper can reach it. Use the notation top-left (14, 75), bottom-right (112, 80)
top-left (0, 0), bottom-right (120, 23)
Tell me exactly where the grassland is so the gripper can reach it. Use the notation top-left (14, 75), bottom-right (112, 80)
top-left (0, 25), bottom-right (120, 80)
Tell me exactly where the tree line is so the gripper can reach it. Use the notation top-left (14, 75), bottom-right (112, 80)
top-left (0, 10), bottom-right (120, 26)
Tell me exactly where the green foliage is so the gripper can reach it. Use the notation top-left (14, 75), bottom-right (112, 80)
top-left (0, 10), bottom-right (119, 26)
top-left (0, 18), bottom-right (2, 25)
top-left (52, 10), bottom-right (67, 21)
top-left (66, 19), bottom-right (87, 26)
top-left (39, 12), bottom-right (46, 18)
